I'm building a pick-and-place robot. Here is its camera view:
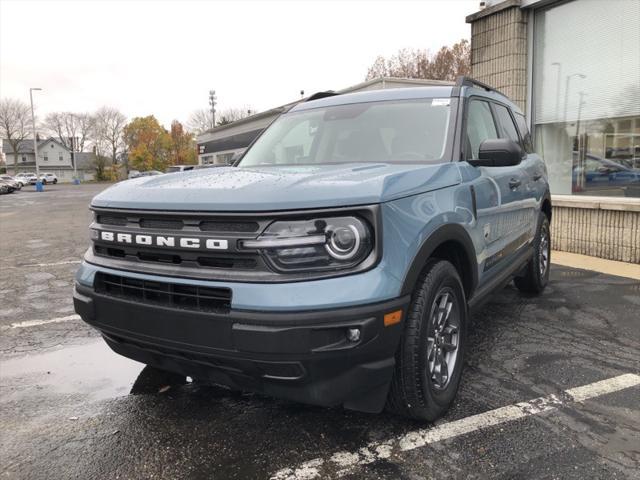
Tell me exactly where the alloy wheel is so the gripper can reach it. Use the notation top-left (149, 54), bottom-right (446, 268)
top-left (539, 226), bottom-right (549, 276)
top-left (426, 288), bottom-right (460, 390)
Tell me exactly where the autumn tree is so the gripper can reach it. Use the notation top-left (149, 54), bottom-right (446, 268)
top-left (42, 111), bottom-right (95, 152)
top-left (0, 98), bottom-right (32, 173)
top-left (365, 39), bottom-right (470, 82)
top-left (94, 107), bottom-right (127, 169)
top-left (124, 116), bottom-right (171, 172)
top-left (169, 121), bottom-right (197, 165)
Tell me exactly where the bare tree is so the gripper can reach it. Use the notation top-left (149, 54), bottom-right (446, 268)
top-left (94, 106), bottom-right (127, 169)
top-left (186, 108), bottom-right (215, 134)
top-left (42, 111), bottom-right (95, 152)
top-left (365, 40), bottom-right (471, 82)
top-left (187, 106), bottom-right (255, 133)
top-left (0, 98), bottom-right (32, 173)
top-left (216, 107), bottom-right (255, 126)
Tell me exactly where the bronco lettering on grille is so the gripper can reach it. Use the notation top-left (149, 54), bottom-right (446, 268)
top-left (98, 231), bottom-right (228, 250)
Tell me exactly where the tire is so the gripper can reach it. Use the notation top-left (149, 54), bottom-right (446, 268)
top-left (514, 212), bottom-right (550, 294)
top-left (386, 259), bottom-right (467, 421)
top-left (53, 179), bottom-right (57, 184)
top-left (42, 180), bottom-right (47, 185)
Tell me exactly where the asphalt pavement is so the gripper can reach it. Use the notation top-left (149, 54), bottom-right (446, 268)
top-left (1, 183), bottom-right (639, 480)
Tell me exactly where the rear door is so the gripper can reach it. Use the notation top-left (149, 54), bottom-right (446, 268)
top-left (463, 98), bottom-right (529, 282)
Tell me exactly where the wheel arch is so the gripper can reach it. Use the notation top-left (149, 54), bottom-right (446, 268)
top-left (400, 224), bottom-right (478, 300)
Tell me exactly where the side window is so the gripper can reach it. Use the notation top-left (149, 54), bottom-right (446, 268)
top-left (465, 100), bottom-right (498, 160)
top-left (514, 113), bottom-right (534, 153)
top-left (494, 104), bottom-right (520, 143)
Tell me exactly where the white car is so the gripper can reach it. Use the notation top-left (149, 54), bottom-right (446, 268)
top-left (16, 173), bottom-right (38, 185)
top-left (0, 175), bottom-right (23, 189)
top-left (39, 173), bottom-right (58, 184)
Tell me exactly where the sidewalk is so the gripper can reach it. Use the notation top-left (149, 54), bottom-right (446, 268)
top-left (551, 250), bottom-right (640, 280)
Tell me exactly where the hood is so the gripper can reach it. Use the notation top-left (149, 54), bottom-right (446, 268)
top-left (92, 163), bottom-right (461, 212)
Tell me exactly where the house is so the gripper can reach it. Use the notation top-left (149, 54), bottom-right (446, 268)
top-left (1, 137), bottom-right (98, 182)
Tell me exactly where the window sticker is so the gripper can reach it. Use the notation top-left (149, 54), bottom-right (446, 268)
top-left (432, 98), bottom-right (450, 106)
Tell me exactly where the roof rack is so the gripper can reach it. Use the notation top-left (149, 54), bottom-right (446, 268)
top-left (455, 76), bottom-right (504, 95)
top-left (305, 91), bottom-right (339, 102)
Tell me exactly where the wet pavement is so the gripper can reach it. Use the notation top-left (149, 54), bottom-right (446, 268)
top-left (1, 184), bottom-right (639, 479)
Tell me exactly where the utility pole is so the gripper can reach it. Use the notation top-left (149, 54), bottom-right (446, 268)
top-left (29, 87), bottom-right (43, 191)
top-left (209, 90), bottom-right (216, 128)
top-left (71, 136), bottom-right (79, 184)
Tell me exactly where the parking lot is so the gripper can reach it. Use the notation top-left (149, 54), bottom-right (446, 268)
top-left (1, 183), bottom-right (639, 480)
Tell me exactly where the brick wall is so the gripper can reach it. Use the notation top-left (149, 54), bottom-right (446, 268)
top-left (551, 197), bottom-right (640, 264)
top-left (467, 0), bottom-right (528, 110)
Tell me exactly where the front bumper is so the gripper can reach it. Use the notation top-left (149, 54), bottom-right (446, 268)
top-left (74, 282), bottom-right (409, 413)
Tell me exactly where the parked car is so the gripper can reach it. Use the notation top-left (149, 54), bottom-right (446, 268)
top-left (16, 173), bottom-right (37, 185)
top-left (572, 152), bottom-right (640, 192)
top-left (0, 180), bottom-right (14, 194)
top-left (166, 165), bottom-right (196, 173)
top-left (129, 170), bottom-right (163, 179)
top-left (0, 175), bottom-right (22, 190)
top-left (75, 77), bottom-right (551, 421)
top-left (39, 173), bottom-right (58, 184)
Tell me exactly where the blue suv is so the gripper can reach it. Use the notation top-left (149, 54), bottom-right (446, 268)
top-left (74, 77), bottom-right (551, 421)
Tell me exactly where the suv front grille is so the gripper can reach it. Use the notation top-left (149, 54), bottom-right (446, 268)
top-left (95, 272), bottom-right (231, 313)
top-left (96, 213), bottom-right (260, 233)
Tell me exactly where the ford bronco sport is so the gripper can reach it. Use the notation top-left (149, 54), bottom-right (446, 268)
top-left (74, 77), bottom-right (551, 421)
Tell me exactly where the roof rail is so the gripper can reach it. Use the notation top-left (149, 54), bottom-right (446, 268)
top-left (305, 91), bottom-right (339, 102)
top-left (455, 76), bottom-right (504, 95)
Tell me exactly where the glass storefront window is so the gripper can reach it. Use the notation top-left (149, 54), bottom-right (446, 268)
top-left (533, 0), bottom-right (640, 197)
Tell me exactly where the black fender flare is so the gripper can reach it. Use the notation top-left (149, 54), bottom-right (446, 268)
top-left (400, 223), bottom-right (478, 297)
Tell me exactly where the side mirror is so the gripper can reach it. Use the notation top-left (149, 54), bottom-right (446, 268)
top-left (470, 138), bottom-right (523, 167)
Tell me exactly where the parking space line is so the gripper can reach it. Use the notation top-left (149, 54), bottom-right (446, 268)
top-left (5, 260), bottom-right (82, 269)
top-left (20, 260), bottom-right (82, 268)
top-left (5, 314), bottom-right (80, 329)
top-left (270, 373), bottom-right (640, 480)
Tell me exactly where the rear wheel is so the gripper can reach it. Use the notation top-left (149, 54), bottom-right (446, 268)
top-left (41, 179), bottom-right (47, 185)
top-left (514, 213), bottom-right (550, 294)
top-left (386, 260), bottom-right (467, 421)
top-left (53, 179), bottom-right (58, 184)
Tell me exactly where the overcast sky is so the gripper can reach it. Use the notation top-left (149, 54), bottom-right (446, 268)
top-left (0, 0), bottom-right (476, 129)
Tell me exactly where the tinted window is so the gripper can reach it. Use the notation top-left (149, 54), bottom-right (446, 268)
top-left (514, 113), bottom-right (534, 153)
top-left (494, 104), bottom-right (520, 143)
top-left (465, 100), bottom-right (498, 160)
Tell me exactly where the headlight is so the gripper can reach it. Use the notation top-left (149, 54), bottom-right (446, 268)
top-left (241, 216), bottom-right (374, 272)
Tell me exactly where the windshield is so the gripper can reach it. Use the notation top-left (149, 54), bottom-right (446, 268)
top-left (239, 98), bottom-right (451, 167)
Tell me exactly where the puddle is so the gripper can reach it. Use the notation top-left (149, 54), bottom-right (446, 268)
top-left (0, 340), bottom-right (145, 401)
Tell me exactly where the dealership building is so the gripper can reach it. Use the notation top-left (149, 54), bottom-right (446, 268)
top-left (467, 0), bottom-right (639, 262)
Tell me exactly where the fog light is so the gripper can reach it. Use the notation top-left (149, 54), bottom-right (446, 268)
top-left (346, 328), bottom-right (361, 342)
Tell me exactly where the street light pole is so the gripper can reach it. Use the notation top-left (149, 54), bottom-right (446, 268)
top-left (29, 87), bottom-right (43, 191)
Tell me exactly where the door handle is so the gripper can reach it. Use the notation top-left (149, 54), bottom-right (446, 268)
top-left (533, 173), bottom-right (543, 181)
top-left (509, 178), bottom-right (522, 189)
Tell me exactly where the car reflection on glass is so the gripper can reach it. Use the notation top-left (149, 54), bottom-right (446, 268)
top-left (572, 152), bottom-right (640, 189)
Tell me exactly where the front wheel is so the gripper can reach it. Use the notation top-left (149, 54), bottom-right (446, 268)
top-left (514, 213), bottom-right (550, 294)
top-left (53, 179), bottom-right (58, 184)
top-left (386, 259), bottom-right (467, 421)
